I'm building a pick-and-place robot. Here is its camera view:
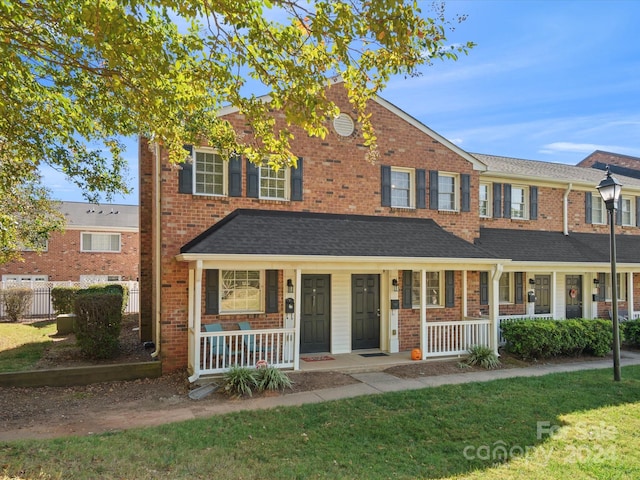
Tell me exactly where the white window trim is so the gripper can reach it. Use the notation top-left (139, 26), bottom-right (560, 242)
top-left (390, 167), bottom-right (415, 209)
top-left (511, 185), bottom-right (529, 220)
top-left (621, 196), bottom-right (634, 226)
top-left (259, 163), bottom-right (290, 201)
top-left (479, 182), bottom-right (492, 218)
top-left (604, 273), bottom-right (627, 302)
top-left (219, 270), bottom-right (264, 314)
top-left (81, 232), bottom-right (121, 253)
top-left (592, 196), bottom-right (606, 225)
top-left (193, 147), bottom-right (228, 197)
top-left (2, 275), bottom-right (48, 283)
top-left (438, 172), bottom-right (459, 212)
top-left (499, 272), bottom-right (514, 304)
top-left (412, 271), bottom-right (443, 308)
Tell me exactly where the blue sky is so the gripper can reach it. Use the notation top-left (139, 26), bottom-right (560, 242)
top-left (47, 0), bottom-right (640, 205)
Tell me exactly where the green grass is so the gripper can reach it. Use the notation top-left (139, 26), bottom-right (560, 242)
top-left (1, 365), bottom-right (640, 479)
top-left (0, 320), bottom-right (56, 372)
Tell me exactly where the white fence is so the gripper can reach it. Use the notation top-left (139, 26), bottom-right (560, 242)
top-left (0, 281), bottom-right (139, 319)
top-left (424, 319), bottom-right (491, 357)
top-left (192, 327), bottom-right (295, 377)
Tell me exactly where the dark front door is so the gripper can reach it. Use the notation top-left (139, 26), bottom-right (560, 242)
top-left (351, 274), bottom-right (380, 350)
top-left (534, 275), bottom-right (551, 314)
top-left (300, 275), bottom-right (331, 354)
top-left (566, 275), bottom-right (582, 319)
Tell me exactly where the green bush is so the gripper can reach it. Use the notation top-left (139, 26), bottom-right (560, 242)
top-left (465, 345), bottom-right (501, 369)
top-left (501, 319), bottom-right (613, 360)
top-left (78, 284), bottom-right (129, 314)
top-left (222, 366), bottom-right (258, 397)
top-left (51, 287), bottom-right (80, 315)
top-left (256, 366), bottom-right (293, 391)
top-left (622, 319), bottom-right (640, 348)
top-left (74, 291), bottom-right (123, 359)
top-left (1, 287), bottom-right (33, 322)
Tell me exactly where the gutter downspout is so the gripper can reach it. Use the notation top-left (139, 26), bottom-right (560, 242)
top-left (563, 183), bottom-right (572, 236)
top-left (151, 142), bottom-right (162, 359)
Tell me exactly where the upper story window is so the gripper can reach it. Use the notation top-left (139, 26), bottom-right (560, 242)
top-left (194, 149), bottom-right (226, 196)
top-left (479, 183), bottom-right (491, 218)
top-left (438, 174), bottom-right (457, 211)
top-left (221, 270), bottom-right (262, 313)
top-left (260, 163), bottom-right (289, 200)
top-left (499, 272), bottom-right (512, 303)
top-left (81, 232), bottom-right (121, 253)
top-left (591, 195), bottom-right (605, 225)
top-left (620, 196), bottom-right (633, 226)
top-left (510, 186), bottom-right (529, 219)
top-left (391, 168), bottom-right (414, 208)
top-left (21, 239), bottom-right (49, 252)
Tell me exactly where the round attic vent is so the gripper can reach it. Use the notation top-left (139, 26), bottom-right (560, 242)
top-left (333, 113), bottom-right (355, 137)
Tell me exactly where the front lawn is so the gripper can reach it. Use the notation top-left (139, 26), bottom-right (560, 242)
top-left (1, 366), bottom-right (639, 479)
top-left (0, 320), bottom-right (56, 372)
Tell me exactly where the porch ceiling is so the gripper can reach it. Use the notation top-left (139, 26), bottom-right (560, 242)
top-left (476, 228), bottom-right (640, 264)
top-left (180, 209), bottom-right (496, 260)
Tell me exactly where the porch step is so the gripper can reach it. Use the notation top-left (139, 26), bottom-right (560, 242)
top-left (188, 382), bottom-right (220, 400)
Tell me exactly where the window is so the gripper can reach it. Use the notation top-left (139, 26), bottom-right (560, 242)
top-left (438, 174), bottom-right (457, 211)
top-left (411, 271), bottom-right (442, 307)
top-left (621, 196), bottom-right (633, 226)
top-left (80, 275), bottom-right (121, 283)
top-left (81, 233), bottom-right (120, 252)
top-left (260, 163), bottom-right (288, 200)
top-left (499, 272), bottom-right (512, 303)
top-left (2, 275), bottom-right (48, 283)
top-left (21, 239), bottom-right (48, 252)
top-left (391, 168), bottom-right (414, 208)
top-left (604, 273), bottom-right (627, 301)
top-left (220, 270), bottom-right (262, 313)
top-left (479, 183), bottom-right (491, 217)
top-left (591, 196), bottom-right (605, 224)
top-left (511, 186), bottom-right (528, 219)
top-left (194, 149), bottom-right (226, 196)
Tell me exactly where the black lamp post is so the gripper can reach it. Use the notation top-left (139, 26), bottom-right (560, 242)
top-left (596, 166), bottom-right (623, 382)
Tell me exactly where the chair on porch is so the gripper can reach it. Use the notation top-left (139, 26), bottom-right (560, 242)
top-left (238, 321), bottom-right (272, 355)
top-left (203, 323), bottom-right (229, 356)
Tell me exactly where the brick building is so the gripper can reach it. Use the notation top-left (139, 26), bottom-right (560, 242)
top-left (139, 83), bottom-right (640, 381)
top-left (1, 201), bottom-right (139, 284)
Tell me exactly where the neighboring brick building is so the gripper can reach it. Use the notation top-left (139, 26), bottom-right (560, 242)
top-left (578, 150), bottom-right (640, 180)
top-left (139, 83), bottom-right (640, 380)
top-left (0, 201), bottom-right (139, 284)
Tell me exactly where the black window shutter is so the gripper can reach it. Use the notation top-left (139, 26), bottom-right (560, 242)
top-left (598, 272), bottom-right (606, 301)
top-left (265, 270), bottom-right (279, 313)
top-left (616, 197), bottom-right (623, 225)
top-left (228, 155), bottom-right (242, 197)
top-left (183, 144), bottom-right (193, 155)
top-left (291, 157), bottom-right (304, 201)
top-left (493, 183), bottom-right (502, 218)
top-left (503, 184), bottom-right (512, 219)
top-left (585, 192), bottom-right (592, 224)
top-left (530, 186), bottom-right (538, 220)
top-left (402, 270), bottom-right (413, 309)
top-left (416, 169), bottom-right (426, 209)
top-left (178, 162), bottom-right (193, 194)
top-left (480, 272), bottom-right (489, 305)
top-left (205, 269), bottom-right (219, 314)
top-left (461, 174), bottom-right (471, 212)
top-left (636, 197), bottom-right (640, 227)
top-left (381, 165), bottom-right (391, 207)
top-left (514, 272), bottom-right (524, 304)
top-left (429, 170), bottom-right (439, 210)
top-left (246, 159), bottom-right (259, 198)
top-left (445, 270), bottom-right (455, 307)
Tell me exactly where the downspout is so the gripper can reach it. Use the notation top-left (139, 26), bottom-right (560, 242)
top-left (563, 183), bottom-right (572, 236)
top-left (151, 142), bottom-right (162, 358)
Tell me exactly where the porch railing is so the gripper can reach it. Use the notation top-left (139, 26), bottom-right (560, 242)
top-left (194, 327), bottom-right (295, 376)
top-left (425, 319), bottom-right (491, 357)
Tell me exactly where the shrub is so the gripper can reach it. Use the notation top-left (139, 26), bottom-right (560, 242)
top-left (256, 366), bottom-right (293, 392)
top-left (1, 287), bottom-right (33, 322)
top-left (79, 283), bottom-right (129, 314)
top-left (51, 287), bottom-right (80, 315)
top-left (465, 345), bottom-right (501, 369)
top-left (501, 319), bottom-right (613, 360)
top-left (74, 291), bottom-right (123, 359)
top-left (222, 366), bottom-right (258, 397)
top-left (622, 319), bottom-right (640, 348)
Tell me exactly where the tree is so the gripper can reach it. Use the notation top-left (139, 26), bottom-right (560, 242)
top-left (0, 0), bottom-right (473, 261)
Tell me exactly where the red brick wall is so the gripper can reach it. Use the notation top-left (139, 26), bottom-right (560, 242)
top-left (578, 151), bottom-right (640, 171)
top-left (0, 229), bottom-right (139, 282)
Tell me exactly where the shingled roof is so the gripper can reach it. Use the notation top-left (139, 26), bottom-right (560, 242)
top-left (181, 209), bottom-right (496, 259)
top-left (476, 228), bottom-right (640, 264)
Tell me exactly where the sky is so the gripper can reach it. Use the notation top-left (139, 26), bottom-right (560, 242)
top-left (45, 0), bottom-right (640, 205)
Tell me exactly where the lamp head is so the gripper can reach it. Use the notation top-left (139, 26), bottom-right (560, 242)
top-left (596, 166), bottom-right (623, 210)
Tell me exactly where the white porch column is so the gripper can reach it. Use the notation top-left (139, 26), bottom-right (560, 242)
top-left (420, 269), bottom-right (427, 359)
top-left (628, 272), bottom-right (634, 318)
top-left (462, 270), bottom-right (468, 318)
top-left (188, 260), bottom-right (203, 383)
top-left (389, 271), bottom-right (399, 353)
top-left (490, 264), bottom-right (502, 354)
top-left (293, 268), bottom-right (301, 370)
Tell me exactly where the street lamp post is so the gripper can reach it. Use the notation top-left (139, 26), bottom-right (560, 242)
top-left (596, 166), bottom-right (623, 382)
